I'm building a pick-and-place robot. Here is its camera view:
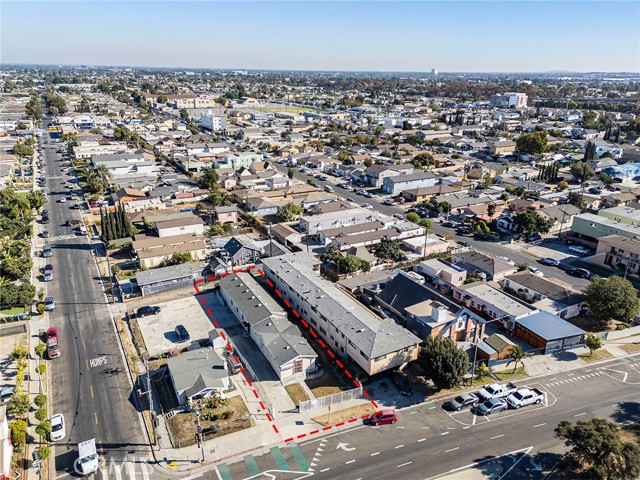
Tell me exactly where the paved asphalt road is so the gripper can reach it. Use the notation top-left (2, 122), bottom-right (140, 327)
top-left (275, 163), bottom-right (591, 289)
top-left (39, 123), bottom-right (146, 476)
top-left (218, 353), bottom-right (640, 480)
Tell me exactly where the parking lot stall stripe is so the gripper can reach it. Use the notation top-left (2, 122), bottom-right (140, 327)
top-left (243, 455), bottom-right (261, 477)
top-left (217, 464), bottom-right (233, 480)
top-left (289, 445), bottom-right (311, 472)
top-left (270, 447), bottom-right (290, 471)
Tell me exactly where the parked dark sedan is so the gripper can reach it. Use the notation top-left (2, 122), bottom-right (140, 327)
top-left (136, 306), bottom-right (161, 317)
top-left (390, 371), bottom-right (413, 396)
top-left (174, 324), bottom-right (190, 343)
top-left (443, 393), bottom-right (479, 411)
top-left (568, 268), bottom-right (592, 279)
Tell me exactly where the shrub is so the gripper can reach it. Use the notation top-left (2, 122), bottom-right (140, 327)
top-left (617, 324), bottom-right (627, 331)
top-left (36, 303), bottom-right (45, 315)
top-left (36, 364), bottom-right (46, 376)
top-left (9, 420), bottom-right (27, 450)
top-left (34, 394), bottom-right (47, 408)
top-left (12, 344), bottom-right (28, 360)
top-left (35, 343), bottom-right (46, 358)
top-left (35, 420), bottom-right (51, 438)
top-left (7, 392), bottom-right (30, 417)
top-left (37, 446), bottom-right (51, 460)
top-left (221, 410), bottom-right (233, 420)
top-left (35, 407), bottom-right (48, 422)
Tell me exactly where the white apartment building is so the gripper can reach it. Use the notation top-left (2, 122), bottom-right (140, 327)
top-left (200, 112), bottom-right (227, 132)
top-left (491, 92), bottom-right (528, 108)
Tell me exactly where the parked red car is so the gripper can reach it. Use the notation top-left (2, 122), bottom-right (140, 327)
top-left (369, 409), bottom-right (398, 425)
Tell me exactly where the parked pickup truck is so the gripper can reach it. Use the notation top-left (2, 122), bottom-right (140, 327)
top-left (477, 382), bottom-right (517, 402)
top-left (505, 388), bottom-right (545, 409)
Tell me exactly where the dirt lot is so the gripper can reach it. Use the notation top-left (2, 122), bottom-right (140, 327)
top-left (167, 396), bottom-right (252, 447)
top-left (284, 383), bottom-right (309, 406)
top-left (305, 368), bottom-right (349, 398)
top-left (620, 343), bottom-right (640, 354)
top-left (312, 403), bottom-right (374, 426)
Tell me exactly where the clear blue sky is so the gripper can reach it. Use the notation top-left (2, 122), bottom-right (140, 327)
top-left (2, 1), bottom-right (638, 72)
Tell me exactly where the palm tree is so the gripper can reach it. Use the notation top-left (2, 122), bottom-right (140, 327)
top-left (418, 218), bottom-right (432, 260)
top-left (506, 345), bottom-right (527, 373)
top-left (7, 194), bottom-right (32, 221)
top-left (96, 164), bottom-right (112, 183)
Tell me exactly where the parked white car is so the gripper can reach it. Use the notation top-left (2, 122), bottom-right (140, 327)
top-left (569, 245), bottom-right (590, 256)
top-left (50, 414), bottom-right (66, 441)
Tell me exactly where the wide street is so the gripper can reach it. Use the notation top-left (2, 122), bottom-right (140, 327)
top-left (38, 122), bottom-right (147, 476)
top-left (217, 353), bottom-right (640, 480)
top-left (275, 163), bottom-right (592, 289)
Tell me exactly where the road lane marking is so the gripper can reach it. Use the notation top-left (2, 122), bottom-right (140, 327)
top-left (94, 412), bottom-right (98, 425)
top-left (441, 432), bottom-right (449, 436)
top-left (574, 412), bottom-right (587, 417)
top-left (533, 423), bottom-right (546, 428)
top-left (320, 468), bottom-right (330, 473)
top-left (397, 462), bottom-right (412, 468)
top-left (371, 452), bottom-right (380, 456)
top-left (345, 460), bottom-right (355, 465)
top-left (394, 445), bottom-right (404, 449)
top-left (491, 434), bottom-right (504, 439)
top-left (417, 438), bottom-right (426, 442)
top-left (90, 385), bottom-right (94, 398)
top-left (445, 447), bottom-right (459, 453)
top-left (463, 426), bottom-right (471, 429)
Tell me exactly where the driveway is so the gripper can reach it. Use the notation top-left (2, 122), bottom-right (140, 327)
top-left (136, 296), bottom-right (215, 357)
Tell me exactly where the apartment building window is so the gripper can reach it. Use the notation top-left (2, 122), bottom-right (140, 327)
top-left (347, 339), bottom-right (356, 348)
top-left (360, 350), bottom-right (369, 360)
top-left (293, 359), bottom-right (303, 374)
top-left (319, 326), bottom-right (326, 335)
top-left (309, 318), bottom-right (317, 326)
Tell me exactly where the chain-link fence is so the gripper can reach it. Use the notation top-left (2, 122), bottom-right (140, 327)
top-left (299, 386), bottom-right (363, 414)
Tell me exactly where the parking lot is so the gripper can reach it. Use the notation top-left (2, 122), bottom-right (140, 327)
top-left (135, 296), bottom-right (214, 357)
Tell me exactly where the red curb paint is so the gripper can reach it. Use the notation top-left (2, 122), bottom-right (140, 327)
top-left (318, 339), bottom-right (326, 348)
top-left (322, 426), bottom-right (332, 431)
top-left (246, 378), bottom-right (253, 387)
top-left (327, 350), bottom-right (335, 359)
top-left (353, 380), bottom-right (361, 388)
top-left (335, 422), bottom-right (345, 427)
top-left (310, 330), bottom-right (318, 338)
top-left (371, 401), bottom-right (379, 408)
top-left (240, 366), bottom-right (246, 375)
top-left (200, 297), bottom-right (207, 306)
top-left (257, 270), bottom-right (265, 276)
top-left (219, 332), bottom-right (226, 340)
top-left (292, 310), bottom-right (300, 318)
top-left (360, 414), bottom-right (370, 419)
top-left (285, 437), bottom-right (294, 443)
top-left (206, 308), bottom-right (213, 317)
top-left (272, 425), bottom-right (279, 434)
top-left (310, 430), bottom-right (319, 435)
top-left (221, 272), bottom-right (229, 278)
top-left (247, 265), bottom-right (256, 271)
top-left (194, 286), bottom-right (200, 294)
top-left (259, 401), bottom-right (265, 410)
top-left (233, 269), bottom-right (242, 274)
top-left (226, 343), bottom-right (232, 350)
top-left (253, 390), bottom-right (260, 399)
top-left (275, 290), bottom-right (282, 297)
top-left (195, 279), bottom-right (204, 285)
top-left (348, 418), bottom-right (358, 423)
top-left (207, 275), bottom-right (217, 282)
top-left (297, 434), bottom-right (307, 439)
top-left (335, 360), bottom-right (344, 368)
top-left (283, 299), bottom-right (291, 308)
top-left (266, 413), bottom-right (272, 422)
top-left (266, 279), bottom-right (274, 287)
top-left (362, 391), bottom-right (370, 398)
top-left (213, 320), bottom-right (220, 328)
top-left (345, 371), bottom-right (353, 379)
top-left (233, 354), bottom-right (240, 362)
top-left (300, 319), bottom-right (308, 327)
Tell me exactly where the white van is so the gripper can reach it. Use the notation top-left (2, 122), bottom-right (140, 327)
top-left (324, 185), bottom-right (334, 193)
top-left (79, 224), bottom-right (87, 235)
top-left (77, 438), bottom-right (99, 475)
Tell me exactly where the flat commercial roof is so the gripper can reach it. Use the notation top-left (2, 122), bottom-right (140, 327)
top-left (516, 310), bottom-right (586, 341)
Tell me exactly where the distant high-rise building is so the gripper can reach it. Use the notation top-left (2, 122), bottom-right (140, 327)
top-left (431, 68), bottom-right (438, 76)
top-left (491, 92), bottom-right (528, 108)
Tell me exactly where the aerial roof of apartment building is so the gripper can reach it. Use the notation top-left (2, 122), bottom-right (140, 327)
top-left (261, 252), bottom-right (421, 360)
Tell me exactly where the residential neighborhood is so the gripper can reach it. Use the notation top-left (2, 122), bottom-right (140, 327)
top-left (1, 10), bottom-right (640, 479)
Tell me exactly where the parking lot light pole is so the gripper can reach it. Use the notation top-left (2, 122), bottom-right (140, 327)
top-left (470, 315), bottom-right (511, 387)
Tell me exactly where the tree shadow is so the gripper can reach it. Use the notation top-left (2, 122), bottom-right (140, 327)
top-left (550, 350), bottom-right (578, 362)
top-left (472, 451), bottom-right (565, 479)
top-left (611, 401), bottom-right (640, 433)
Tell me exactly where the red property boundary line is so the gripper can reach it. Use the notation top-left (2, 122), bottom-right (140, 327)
top-left (192, 267), bottom-right (377, 444)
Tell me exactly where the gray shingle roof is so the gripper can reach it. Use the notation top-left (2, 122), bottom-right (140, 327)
top-left (166, 348), bottom-right (227, 396)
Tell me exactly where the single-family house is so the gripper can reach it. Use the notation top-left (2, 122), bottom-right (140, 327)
top-left (451, 251), bottom-right (518, 281)
top-left (166, 348), bottom-right (229, 405)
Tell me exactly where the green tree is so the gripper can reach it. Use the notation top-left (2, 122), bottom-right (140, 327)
top-left (487, 203), bottom-right (497, 219)
top-left (419, 337), bottom-right (470, 390)
top-left (36, 419), bottom-right (51, 438)
top-left (555, 418), bottom-right (640, 480)
top-left (170, 252), bottom-right (192, 265)
top-left (12, 142), bottom-right (34, 159)
top-left (412, 152), bottom-right (435, 169)
top-left (34, 394), bottom-right (47, 408)
top-left (9, 420), bottom-right (27, 450)
top-left (566, 191), bottom-right (586, 210)
top-left (373, 238), bottom-right (403, 261)
top-left (557, 181), bottom-right (569, 191)
top-left (287, 168), bottom-right (296, 180)
top-left (199, 167), bottom-right (220, 191)
top-left (516, 131), bottom-right (548, 155)
top-left (37, 446), bottom-right (51, 460)
top-left (585, 334), bottom-right (602, 356)
top-left (570, 162), bottom-right (594, 182)
top-left (599, 173), bottom-right (614, 186)
top-left (277, 202), bottom-right (304, 222)
top-left (584, 276), bottom-right (640, 326)
top-left (505, 345), bottom-right (527, 373)
top-left (405, 212), bottom-right (420, 223)
top-left (179, 109), bottom-right (191, 123)
top-left (513, 208), bottom-right (552, 237)
top-left (7, 391), bottom-right (30, 417)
